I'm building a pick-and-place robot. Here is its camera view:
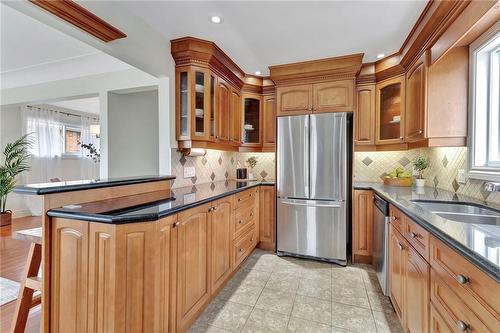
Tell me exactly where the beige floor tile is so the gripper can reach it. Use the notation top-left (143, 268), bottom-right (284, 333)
top-left (242, 256), bottom-right (277, 272)
top-left (241, 308), bottom-right (289, 333)
top-left (331, 302), bottom-right (377, 333)
top-left (286, 317), bottom-right (332, 333)
top-left (366, 290), bottom-right (394, 313)
top-left (331, 267), bottom-right (364, 282)
top-left (255, 287), bottom-right (296, 315)
top-left (291, 295), bottom-right (332, 325)
top-left (218, 283), bottom-right (264, 306)
top-left (233, 268), bottom-right (272, 288)
top-left (266, 272), bottom-right (300, 292)
top-left (200, 300), bottom-right (253, 331)
top-left (373, 310), bottom-right (404, 333)
top-left (331, 284), bottom-right (370, 308)
top-left (188, 323), bottom-right (233, 333)
top-left (297, 278), bottom-right (332, 301)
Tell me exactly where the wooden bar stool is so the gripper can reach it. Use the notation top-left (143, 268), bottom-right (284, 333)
top-left (11, 227), bottom-right (43, 333)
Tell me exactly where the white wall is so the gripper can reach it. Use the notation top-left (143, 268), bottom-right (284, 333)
top-left (108, 90), bottom-right (159, 178)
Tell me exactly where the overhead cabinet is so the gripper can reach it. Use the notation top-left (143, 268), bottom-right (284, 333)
top-left (375, 75), bottom-right (406, 145)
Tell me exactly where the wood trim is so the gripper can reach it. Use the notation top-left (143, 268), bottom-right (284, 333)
top-left (29, 0), bottom-right (126, 42)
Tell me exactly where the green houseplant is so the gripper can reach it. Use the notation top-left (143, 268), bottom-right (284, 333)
top-left (246, 156), bottom-right (258, 180)
top-left (413, 156), bottom-right (429, 187)
top-left (0, 134), bottom-right (32, 226)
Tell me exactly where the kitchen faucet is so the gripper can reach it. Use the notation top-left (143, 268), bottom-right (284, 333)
top-left (484, 182), bottom-right (500, 192)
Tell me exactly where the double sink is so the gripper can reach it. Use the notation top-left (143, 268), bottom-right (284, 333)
top-left (411, 200), bottom-right (500, 225)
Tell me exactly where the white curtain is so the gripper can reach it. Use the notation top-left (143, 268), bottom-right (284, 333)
top-left (79, 114), bottom-right (100, 180)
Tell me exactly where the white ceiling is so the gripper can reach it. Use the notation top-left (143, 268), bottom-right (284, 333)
top-left (0, 3), bottom-right (132, 88)
top-left (49, 97), bottom-right (100, 115)
top-left (118, 0), bottom-right (428, 75)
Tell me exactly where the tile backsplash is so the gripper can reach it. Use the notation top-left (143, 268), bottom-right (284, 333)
top-left (170, 149), bottom-right (275, 188)
top-left (354, 147), bottom-right (500, 204)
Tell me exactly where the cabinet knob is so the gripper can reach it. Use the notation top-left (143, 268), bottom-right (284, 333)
top-left (173, 221), bottom-right (180, 228)
top-left (390, 216), bottom-right (398, 222)
top-left (238, 220), bottom-right (243, 224)
top-left (418, 130), bottom-right (423, 134)
top-left (456, 274), bottom-right (470, 285)
top-left (399, 137), bottom-right (404, 141)
top-left (410, 232), bottom-right (418, 239)
top-left (250, 212), bottom-right (254, 217)
top-left (396, 241), bottom-right (404, 251)
top-left (456, 320), bottom-right (469, 332)
top-left (238, 198), bottom-right (242, 202)
top-left (239, 248), bottom-right (243, 252)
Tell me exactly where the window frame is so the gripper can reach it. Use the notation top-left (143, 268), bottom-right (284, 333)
top-left (61, 124), bottom-right (83, 158)
top-left (468, 23), bottom-right (500, 181)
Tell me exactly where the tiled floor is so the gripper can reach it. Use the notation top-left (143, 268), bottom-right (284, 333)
top-left (189, 249), bottom-right (403, 333)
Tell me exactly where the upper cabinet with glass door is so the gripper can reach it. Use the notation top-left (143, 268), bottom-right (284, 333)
top-left (175, 66), bottom-right (211, 144)
top-left (242, 95), bottom-right (262, 147)
top-left (375, 76), bottom-right (406, 145)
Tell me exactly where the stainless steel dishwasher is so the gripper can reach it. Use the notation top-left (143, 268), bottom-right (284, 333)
top-left (372, 193), bottom-right (390, 295)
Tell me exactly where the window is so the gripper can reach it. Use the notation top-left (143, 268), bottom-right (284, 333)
top-left (469, 26), bottom-right (500, 181)
top-left (63, 126), bottom-right (82, 155)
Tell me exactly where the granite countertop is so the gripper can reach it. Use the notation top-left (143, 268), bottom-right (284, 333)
top-left (47, 180), bottom-right (275, 224)
top-left (13, 175), bottom-right (176, 195)
top-left (354, 181), bottom-right (500, 282)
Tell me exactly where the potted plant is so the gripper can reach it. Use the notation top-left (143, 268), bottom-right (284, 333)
top-left (246, 156), bottom-right (258, 180)
top-left (0, 135), bottom-right (32, 226)
top-left (413, 156), bottom-right (429, 187)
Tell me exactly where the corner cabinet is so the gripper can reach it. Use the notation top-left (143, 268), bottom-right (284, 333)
top-left (376, 76), bottom-right (406, 145)
top-left (242, 94), bottom-right (263, 147)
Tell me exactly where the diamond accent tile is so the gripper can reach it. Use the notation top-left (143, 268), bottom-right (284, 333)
top-left (225, 171), bottom-right (229, 179)
top-left (190, 186), bottom-right (197, 193)
top-left (218, 156), bottom-right (223, 165)
top-left (442, 155), bottom-right (448, 168)
top-left (201, 156), bottom-right (208, 165)
top-left (180, 155), bottom-right (187, 166)
top-left (210, 172), bottom-right (216, 181)
top-left (231, 157), bottom-right (235, 165)
top-left (433, 176), bottom-right (439, 187)
top-left (452, 179), bottom-right (460, 192)
top-left (260, 170), bottom-right (268, 179)
top-left (210, 183), bottom-right (216, 191)
top-left (191, 176), bottom-right (197, 184)
top-left (362, 157), bottom-right (373, 166)
top-left (398, 157), bottom-right (410, 167)
top-left (433, 189), bottom-right (439, 198)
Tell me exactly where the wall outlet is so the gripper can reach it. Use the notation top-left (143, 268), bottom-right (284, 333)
top-left (184, 166), bottom-right (195, 178)
top-left (457, 169), bottom-right (467, 184)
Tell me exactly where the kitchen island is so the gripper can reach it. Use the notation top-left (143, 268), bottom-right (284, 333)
top-left (14, 177), bottom-right (275, 333)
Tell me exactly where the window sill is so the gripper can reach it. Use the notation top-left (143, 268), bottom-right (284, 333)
top-left (468, 169), bottom-right (500, 182)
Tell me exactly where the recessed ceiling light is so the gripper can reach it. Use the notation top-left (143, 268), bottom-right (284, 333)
top-left (255, 71), bottom-right (262, 76)
top-left (210, 16), bottom-right (222, 24)
top-left (376, 53), bottom-right (385, 59)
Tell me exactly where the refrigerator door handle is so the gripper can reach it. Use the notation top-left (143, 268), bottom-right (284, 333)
top-left (281, 199), bottom-right (343, 208)
top-left (303, 115), bottom-right (309, 197)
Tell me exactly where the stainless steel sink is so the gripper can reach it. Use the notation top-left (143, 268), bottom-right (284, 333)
top-left (411, 200), bottom-right (500, 225)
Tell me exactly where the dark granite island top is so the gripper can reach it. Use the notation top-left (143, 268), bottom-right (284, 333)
top-left (47, 180), bottom-right (275, 224)
top-left (354, 182), bottom-right (500, 282)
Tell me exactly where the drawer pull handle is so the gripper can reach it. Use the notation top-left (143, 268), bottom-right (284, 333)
top-left (250, 212), bottom-right (254, 217)
top-left (410, 232), bottom-right (418, 238)
top-left (456, 320), bottom-right (469, 332)
top-left (238, 198), bottom-right (242, 202)
top-left (397, 241), bottom-right (404, 251)
top-left (173, 221), bottom-right (180, 228)
top-left (456, 274), bottom-right (470, 285)
top-left (239, 248), bottom-right (243, 252)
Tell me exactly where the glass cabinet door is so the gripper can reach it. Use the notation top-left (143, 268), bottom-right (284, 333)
top-left (376, 76), bottom-right (405, 144)
top-left (178, 70), bottom-right (189, 138)
top-left (193, 70), bottom-right (206, 137)
top-left (243, 97), bottom-right (261, 144)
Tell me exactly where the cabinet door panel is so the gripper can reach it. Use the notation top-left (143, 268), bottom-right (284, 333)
top-left (218, 80), bottom-right (230, 142)
top-left (405, 246), bottom-right (429, 333)
top-left (313, 80), bottom-right (354, 113)
top-left (355, 85), bottom-right (375, 145)
top-left (276, 84), bottom-right (312, 116)
top-left (229, 89), bottom-right (242, 144)
top-left (352, 190), bottom-right (373, 262)
top-left (405, 56), bottom-right (426, 143)
top-left (258, 186), bottom-right (276, 251)
top-left (263, 95), bottom-right (276, 148)
top-left (376, 76), bottom-right (406, 145)
top-left (389, 224), bottom-right (406, 322)
top-left (177, 204), bottom-right (211, 331)
top-left (211, 198), bottom-right (232, 293)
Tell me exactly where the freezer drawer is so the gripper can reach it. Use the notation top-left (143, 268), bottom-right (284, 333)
top-left (277, 198), bottom-right (346, 262)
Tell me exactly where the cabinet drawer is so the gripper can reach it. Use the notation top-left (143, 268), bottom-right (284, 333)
top-left (233, 205), bottom-right (256, 239)
top-left (430, 304), bottom-right (454, 333)
top-left (430, 269), bottom-right (500, 333)
top-left (404, 217), bottom-right (430, 261)
top-left (389, 205), bottom-right (404, 232)
top-left (430, 236), bottom-right (500, 324)
top-left (234, 188), bottom-right (257, 210)
top-left (233, 223), bottom-right (257, 268)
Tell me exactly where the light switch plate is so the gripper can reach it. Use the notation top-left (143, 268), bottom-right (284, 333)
top-left (457, 169), bottom-right (467, 184)
top-left (184, 166), bottom-right (195, 178)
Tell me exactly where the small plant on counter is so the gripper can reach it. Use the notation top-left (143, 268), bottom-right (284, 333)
top-left (413, 156), bottom-right (429, 187)
top-left (0, 134), bottom-right (32, 226)
top-left (246, 156), bottom-right (258, 169)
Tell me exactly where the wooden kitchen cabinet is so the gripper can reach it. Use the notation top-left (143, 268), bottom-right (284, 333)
top-left (405, 53), bottom-right (427, 143)
top-left (405, 245), bottom-right (430, 333)
top-left (229, 88), bottom-right (242, 144)
top-left (276, 84), bottom-right (312, 116)
top-left (241, 94), bottom-right (262, 146)
top-left (312, 79), bottom-right (354, 113)
top-left (376, 75), bottom-right (406, 145)
top-left (354, 84), bottom-right (376, 146)
top-left (352, 190), bottom-right (373, 263)
top-left (262, 94), bottom-right (276, 150)
top-left (210, 198), bottom-right (233, 294)
top-left (258, 185), bottom-right (276, 251)
top-left (176, 204), bottom-right (211, 332)
top-left (217, 78), bottom-right (231, 142)
top-left (389, 223), bottom-right (406, 323)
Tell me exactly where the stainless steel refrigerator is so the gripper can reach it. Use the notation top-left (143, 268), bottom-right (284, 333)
top-left (277, 112), bottom-right (348, 265)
